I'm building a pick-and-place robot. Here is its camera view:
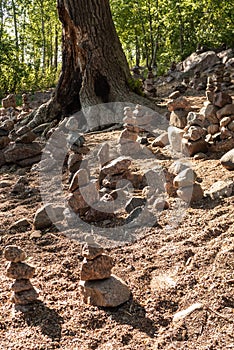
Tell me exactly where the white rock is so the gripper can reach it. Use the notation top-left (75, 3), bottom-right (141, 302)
top-left (173, 303), bottom-right (203, 323)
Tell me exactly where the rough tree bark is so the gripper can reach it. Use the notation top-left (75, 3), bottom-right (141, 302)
top-left (28, 0), bottom-right (158, 129)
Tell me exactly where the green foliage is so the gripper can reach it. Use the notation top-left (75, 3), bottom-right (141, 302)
top-left (0, 0), bottom-right (61, 99)
top-left (0, 0), bottom-right (233, 98)
top-left (110, 0), bottom-right (234, 75)
top-left (127, 78), bottom-right (144, 96)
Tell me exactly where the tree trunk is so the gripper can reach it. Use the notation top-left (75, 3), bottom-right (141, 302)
top-left (54, 0), bottom-right (134, 115)
top-left (28, 0), bottom-right (159, 129)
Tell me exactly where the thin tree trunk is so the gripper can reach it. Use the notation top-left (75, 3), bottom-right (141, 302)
top-left (54, 25), bottom-right (58, 70)
top-left (147, 0), bottom-right (154, 68)
top-left (12, 0), bottom-right (19, 53)
top-left (39, 0), bottom-right (46, 71)
top-left (135, 33), bottom-right (140, 67)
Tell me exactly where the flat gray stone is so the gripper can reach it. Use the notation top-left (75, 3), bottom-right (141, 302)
top-left (207, 180), bottom-right (233, 199)
top-left (173, 168), bottom-right (197, 188)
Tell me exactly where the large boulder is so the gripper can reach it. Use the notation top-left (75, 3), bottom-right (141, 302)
top-left (182, 51), bottom-right (220, 74)
top-left (4, 142), bottom-right (42, 163)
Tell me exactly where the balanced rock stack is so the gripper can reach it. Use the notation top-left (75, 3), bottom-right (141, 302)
top-left (189, 71), bottom-right (206, 91)
top-left (118, 104), bottom-right (153, 156)
top-left (22, 93), bottom-right (31, 112)
top-left (143, 71), bottom-right (157, 97)
top-left (211, 62), bottom-right (225, 89)
top-left (1, 124), bottom-right (42, 167)
top-left (99, 156), bottom-right (133, 191)
top-left (181, 111), bottom-right (208, 157)
top-left (68, 168), bottom-right (99, 216)
top-left (65, 117), bottom-right (86, 176)
top-left (79, 239), bottom-right (130, 307)
top-left (4, 245), bottom-right (39, 307)
top-left (173, 167), bottom-right (203, 203)
top-left (167, 96), bottom-right (192, 153)
top-left (200, 80), bottom-right (234, 152)
top-left (133, 104), bottom-right (153, 132)
top-left (223, 70), bottom-right (232, 88)
top-left (0, 119), bottom-right (14, 154)
top-left (168, 96), bottom-right (191, 129)
top-left (118, 106), bottom-right (141, 156)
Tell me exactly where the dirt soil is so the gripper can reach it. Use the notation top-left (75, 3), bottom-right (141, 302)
top-left (0, 90), bottom-right (234, 350)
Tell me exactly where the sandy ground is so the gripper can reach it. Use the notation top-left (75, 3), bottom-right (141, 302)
top-left (0, 90), bottom-right (233, 350)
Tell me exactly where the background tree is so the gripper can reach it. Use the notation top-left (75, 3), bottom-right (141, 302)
top-left (0, 0), bottom-right (233, 101)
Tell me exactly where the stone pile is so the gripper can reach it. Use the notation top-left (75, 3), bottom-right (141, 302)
top-left (67, 151), bottom-right (118, 223)
top-left (167, 96), bottom-right (192, 153)
top-left (0, 93), bottom-right (44, 168)
top-left (79, 238), bottom-right (130, 307)
top-left (200, 82), bottom-right (234, 152)
top-left (168, 79), bottom-right (234, 157)
top-left (65, 116), bottom-right (86, 176)
top-left (5, 125), bottom-right (41, 167)
top-left (167, 96), bottom-right (191, 129)
top-left (68, 168), bottom-right (99, 216)
top-left (143, 71), bottom-right (157, 97)
top-left (189, 71), bottom-right (206, 91)
top-left (4, 245), bottom-right (39, 307)
top-left (181, 112), bottom-right (208, 157)
top-left (119, 104), bottom-right (154, 155)
top-left (22, 93), bottom-right (30, 112)
top-left (173, 167), bottom-right (203, 203)
top-left (118, 106), bottom-right (140, 156)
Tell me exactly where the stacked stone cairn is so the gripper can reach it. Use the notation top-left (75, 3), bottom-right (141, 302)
top-left (1, 124), bottom-right (41, 167)
top-left (68, 167), bottom-right (101, 222)
top-left (0, 93), bottom-right (43, 168)
top-left (163, 161), bottom-right (203, 203)
top-left (189, 71), bottom-right (206, 91)
top-left (181, 111), bottom-right (208, 157)
top-left (143, 70), bottom-right (157, 97)
top-left (65, 116), bottom-right (86, 177)
top-left (173, 166), bottom-right (203, 203)
top-left (79, 237), bottom-right (130, 307)
top-left (4, 245), bottom-right (39, 307)
top-left (22, 93), bottom-right (30, 112)
top-left (169, 77), bottom-right (234, 157)
top-left (167, 96), bottom-right (193, 153)
top-left (118, 104), bottom-right (153, 156)
top-left (198, 78), bottom-right (234, 152)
